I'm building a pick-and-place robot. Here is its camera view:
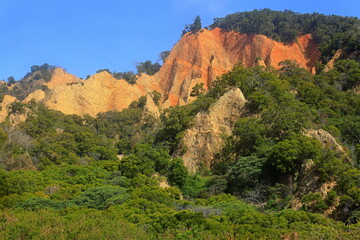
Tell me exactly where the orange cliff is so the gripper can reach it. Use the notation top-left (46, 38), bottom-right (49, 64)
top-left (155, 28), bottom-right (320, 106)
top-left (23, 28), bottom-right (320, 116)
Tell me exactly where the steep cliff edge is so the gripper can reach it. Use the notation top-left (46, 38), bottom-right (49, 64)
top-left (22, 28), bottom-right (319, 116)
top-left (156, 28), bottom-right (319, 107)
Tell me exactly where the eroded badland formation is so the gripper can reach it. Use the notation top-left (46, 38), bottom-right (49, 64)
top-left (1, 28), bottom-right (320, 117)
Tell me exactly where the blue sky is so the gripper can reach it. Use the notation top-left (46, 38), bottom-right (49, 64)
top-left (1, 0), bottom-right (359, 80)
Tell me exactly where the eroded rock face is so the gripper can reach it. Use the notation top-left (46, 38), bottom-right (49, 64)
top-left (0, 95), bottom-right (17, 122)
top-left (157, 28), bottom-right (320, 107)
top-left (324, 49), bottom-right (343, 72)
top-left (22, 28), bottom-right (319, 116)
top-left (143, 94), bottom-right (160, 119)
top-left (25, 69), bottom-right (160, 116)
top-left (173, 88), bottom-right (247, 172)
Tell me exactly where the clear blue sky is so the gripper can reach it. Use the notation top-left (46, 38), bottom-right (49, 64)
top-left (1, 0), bottom-right (359, 80)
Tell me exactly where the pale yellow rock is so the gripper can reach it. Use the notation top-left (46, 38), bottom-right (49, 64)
top-left (174, 88), bottom-right (247, 172)
top-left (45, 68), bottom-right (81, 89)
top-left (324, 49), bottom-right (343, 72)
top-left (0, 95), bottom-right (17, 122)
top-left (24, 89), bottom-right (46, 103)
top-left (143, 94), bottom-right (160, 119)
top-left (256, 59), bottom-right (267, 67)
top-left (41, 71), bottom-right (150, 116)
top-left (9, 113), bottom-right (28, 126)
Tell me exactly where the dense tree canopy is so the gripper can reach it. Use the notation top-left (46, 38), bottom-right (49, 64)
top-left (210, 9), bottom-right (360, 62)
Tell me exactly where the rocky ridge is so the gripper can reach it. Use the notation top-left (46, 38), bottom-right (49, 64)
top-left (3, 28), bottom-right (319, 117)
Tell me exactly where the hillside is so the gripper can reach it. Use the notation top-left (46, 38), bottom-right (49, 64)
top-left (0, 9), bottom-right (360, 239)
top-left (1, 28), bottom-right (319, 116)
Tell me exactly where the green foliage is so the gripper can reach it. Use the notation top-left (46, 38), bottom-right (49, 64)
top-left (151, 90), bottom-right (162, 106)
top-left (155, 105), bottom-right (195, 153)
top-left (160, 50), bottom-right (170, 62)
top-left (8, 101), bottom-right (25, 114)
top-left (268, 135), bottom-right (320, 175)
top-left (302, 193), bottom-right (328, 213)
top-left (16, 197), bottom-right (71, 210)
top-left (155, 93), bottom-right (217, 153)
top-left (118, 155), bottom-right (155, 178)
top-left (2, 35), bottom-right (360, 236)
top-left (71, 186), bottom-right (129, 209)
top-left (232, 118), bottom-right (266, 156)
top-left (132, 144), bottom-right (171, 175)
top-left (190, 82), bottom-right (205, 97)
top-left (181, 175), bottom-right (209, 199)
top-left (182, 15), bottom-right (202, 36)
top-left (136, 60), bottom-right (161, 76)
top-left (112, 71), bottom-right (138, 84)
top-left (7, 76), bottom-right (15, 85)
top-left (333, 59), bottom-right (360, 90)
top-left (210, 9), bottom-right (360, 62)
top-left (168, 158), bottom-right (188, 187)
top-left (96, 68), bottom-right (111, 74)
top-left (96, 69), bottom-right (138, 84)
top-left (227, 156), bottom-right (266, 194)
top-left (30, 63), bottom-right (55, 73)
top-left (25, 63), bottom-right (56, 83)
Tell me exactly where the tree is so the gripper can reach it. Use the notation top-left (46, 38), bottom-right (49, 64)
top-left (168, 158), bottom-right (188, 187)
top-left (112, 71), bottom-right (138, 84)
top-left (182, 15), bottom-right (202, 36)
top-left (151, 90), bottom-right (162, 106)
top-left (227, 156), bottom-right (266, 194)
top-left (333, 59), bottom-right (360, 90)
top-left (30, 63), bottom-right (53, 72)
top-left (96, 69), bottom-right (111, 74)
top-left (7, 76), bottom-right (15, 85)
top-left (192, 15), bottom-right (202, 33)
top-left (190, 83), bottom-right (205, 97)
top-left (267, 135), bottom-right (321, 193)
top-left (136, 60), bottom-right (161, 76)
top-left (118, 154), bottom-right (155, 178)
top-left (71, 186), bottom-right (129, 209)
top-left (160, 51), bottom-right (170, 62)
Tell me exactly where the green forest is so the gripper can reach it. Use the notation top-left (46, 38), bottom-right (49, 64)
top-left (0, 9), bottom-right (360, 240)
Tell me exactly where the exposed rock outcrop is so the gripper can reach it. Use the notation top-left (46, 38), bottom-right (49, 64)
top-left (21, 28), bottom-right (319, 116)
top-left (173, 88), bottom-right (247, 172)
top-left (143, 94), bottom-right (160, 119)
top-left (0, 95), bottom-right (17, 122)
top-left (25, 69), bottom-right (160, 116)
top-left (157, 28), bottom-right (319, 107)
top-left (324, 49), bottom-right (343, 72)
